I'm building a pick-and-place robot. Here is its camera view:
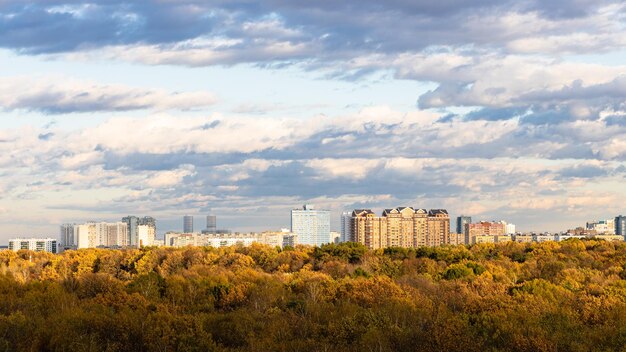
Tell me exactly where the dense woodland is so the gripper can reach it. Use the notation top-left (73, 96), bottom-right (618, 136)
top-left (1, 240), bottom-right (626, 351)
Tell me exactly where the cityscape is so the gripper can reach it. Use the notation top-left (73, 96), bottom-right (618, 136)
top-left (2, 0), bottom-right (626, 350)
top-left (8, 206), bottom-right (626, 253)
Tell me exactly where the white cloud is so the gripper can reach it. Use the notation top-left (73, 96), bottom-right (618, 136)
top-left (0, 75), bottom-right (218, 113)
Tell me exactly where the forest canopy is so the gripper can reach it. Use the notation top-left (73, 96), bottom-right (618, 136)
top-left (1, 239), bottom-right (626, 351)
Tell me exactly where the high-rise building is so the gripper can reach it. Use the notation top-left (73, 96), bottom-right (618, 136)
top-left (291, 205), bottom-right (331, 246)
top-left (340, 211), bottom-right (352, 243)
top-left (9, 238), bottom-right (58, 253)
top-left (76, 223), bottom-right (97, 249)
top-left (350, 207), bottom-right (450, 249)
top-left (466, 221), bottom-right (505, 244)
top-left (616, 216), bottom-right (626, 237)
top-left (122, 216), bottom-right (156, 247)
top-left (456, 216), bottom-right (471, 237)
top-left (427, 209), bottom-right (451, 247)
top-left (137, 224), bottom-right (155, 247)
top-left (206, 215), bottom-right (217, 233)
top-left (122, 216), bottom-right (139, 247)
top-left (60, 223), bottom-right (77, 247)
top-left (183, 215), bottom-right (194, 233)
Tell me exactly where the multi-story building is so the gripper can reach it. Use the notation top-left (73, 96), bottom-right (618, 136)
top-left (428, 209), bottom-right (450, 247)
top-left (494, 235), bottom-right (512, 243)
top-left (514, 234), bottom-right (534, 243)
top-left (165, 231), bottom-right (297, 249)
top-left (60, 223), bottom-right (76, 248)
top-left (183, 215), bottom-right (194, 233)
top-left (448, 233), bottom-right (465, 245)
top-left (63, 221), bottom-right (130, 249)
top-left (456, 216), bottom-right (471, 237)
top-left (340, 211), bottom-right (352, 243)
top-left (76, 223), bottom-right (97, 249)
top-left (505, 223), bottom-right (516, 235)
top-left (122, 216), bottom-right (139, 247)
top-left (474, 235), bottom-right (495, 244)
top-left (555, 234), bottom-right (586, 241)
top-left (466, 221), bottom-right (505, 245)
top-left (593, 234), bottom-right (624, 242)
top-left (349, 207), bottom-right (450, 250)
top-left (137, 224), bottom-right (155, 247)
top-left (586, 219), bottom-right (616, 234)
top-left (122, 216), bottom-right (156, 247)
top-left (8, 238), bottom-right (58, 253)
top-left (616, 216), bottom-right (626, 237)
top-left (533, 233), bottom-right (555, 242)
top-left (291, 205), bottom-right (331, 246)
top-left (206, 215), bottom-right (217, 233)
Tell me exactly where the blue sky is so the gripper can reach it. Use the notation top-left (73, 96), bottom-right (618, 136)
top-left (1, 0), bottom-right (625, 238)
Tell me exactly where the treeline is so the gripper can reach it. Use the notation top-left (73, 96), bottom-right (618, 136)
top-left (1, 240), bottom-right (626, 351)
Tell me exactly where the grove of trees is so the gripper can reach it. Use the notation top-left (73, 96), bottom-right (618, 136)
top-left (1, 239), bottom-right (626, 351)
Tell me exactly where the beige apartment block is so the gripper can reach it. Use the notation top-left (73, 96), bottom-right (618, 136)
top-left (350, 207), bottom-right (450, 250)
top-left (514, 235), bottom-right (534, 243)
top-left (494, 235), bottom-right (512, 243)
top-left (466, 221), bottom-right (505, 245)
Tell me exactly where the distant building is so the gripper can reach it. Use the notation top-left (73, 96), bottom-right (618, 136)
top-left (466, 221), bottom-right (505, 245)
top-left (514, 234), bottom-right (534, 243)
top-left (206, 215), bottom-right (217, 233)
top-left (137, 224), bottom-right (155, 247)
top-left (448, 233), bottom-right (465, 245)
top-left (505, 223), bottom-right (516, 235)
top-left (164, 231), bottom-right (297, 249)
top-left (60, 223), bottom-right (76, 248)
top-left (349, 207), bottom-right (450, 249)
top-left (76, 223), bottom-right (97, 249)
top-left (122, 216), bottom-right (139, 247)
top-left (616, 216), bottom-right (626, 237)
top-left (340, 211), bottom-right (352, 243)
top-left (456, 216), bottom-right (471, 237)
top-left (586, 219), bottom-right (615, 234)
top-left (592, 234), bottom-right (623, 242)
top-left (183, 215), bottom-right (193, 233)
top-left (555, 234), bottom-right (586, 241)
top-left (533, 234), bottom-right (555, 242)
top-left (330, 231), bottom-right (341, 244)
top-left (9, 238), bottom-right (58, 253)
top-left (473, 235), bottom-right (495, 244)
top-left (291, 205), bottom-right (331, 246)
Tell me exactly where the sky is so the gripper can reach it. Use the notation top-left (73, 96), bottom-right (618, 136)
top-left (1, 0), bottom-right (626, 239)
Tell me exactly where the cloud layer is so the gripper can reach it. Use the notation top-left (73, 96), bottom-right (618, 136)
top-left (0, 1), bottom-right (625, 236)
top-left (0, 76), bottom-right (217, 113)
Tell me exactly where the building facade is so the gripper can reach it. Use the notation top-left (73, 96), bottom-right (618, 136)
top-left (137, 224), bottom-right (155, 247)
top-left (183, 215), bottom-right (193, 233)
top-left (466, 221), bottom-right (505, 245)
top-left (616, 216), bottom-right (626, 237)
top-left (340, 211), bottom-right (352, 243)
top-left (291, 205), bottom-right (331, 246)
top-left (9, 238), bottom-right (58, 253)
top-left (586, 219), bottom-right (616, 234)
top-left (349, 207), bottom-right (450, 250)
top-left (60, 223), bottom-right (76, 248)
top-left (206, 215), bottom-right (217, 233)
top-left (456, 216), bottom-right (471, 237)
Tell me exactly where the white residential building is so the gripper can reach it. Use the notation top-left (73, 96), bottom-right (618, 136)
top-left (291, 205), bottom-right (331, 246)
top-left (9, 238), bottom-right (58, 253)
top-left (137, 224), bottom-right (155, 247)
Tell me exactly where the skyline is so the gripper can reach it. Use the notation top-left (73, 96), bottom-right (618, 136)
top-left (1, 1), bottom-right (626, 239)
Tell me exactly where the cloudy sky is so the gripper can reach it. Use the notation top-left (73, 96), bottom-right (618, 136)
top-left (1, 1), bottom-right (626, 239)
